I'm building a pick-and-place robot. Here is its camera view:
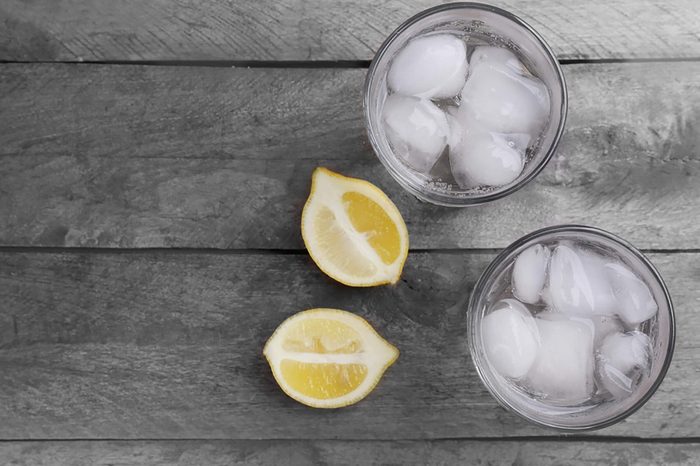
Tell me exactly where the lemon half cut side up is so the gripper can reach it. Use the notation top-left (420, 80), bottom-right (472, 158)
top-left (263, 308), bottom-right (399, 408)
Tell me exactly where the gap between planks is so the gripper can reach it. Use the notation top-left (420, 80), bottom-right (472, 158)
top-left (0, 436), bottom-right (699, 444)
top-left (0, 247), bottom-right (700, 255)
top-left (3, 57), bottom-right (700, 69)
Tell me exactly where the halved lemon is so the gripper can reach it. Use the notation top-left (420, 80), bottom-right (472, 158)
top-left (263, 308), bottom-right (399, 408)
top-left (301, 168), bottom-right (409, 287)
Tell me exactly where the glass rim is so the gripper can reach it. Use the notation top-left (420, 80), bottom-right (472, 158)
top-left (363, 2), bottom-right (569, 206)
top-left (467, 224), bottom-right (676, 431)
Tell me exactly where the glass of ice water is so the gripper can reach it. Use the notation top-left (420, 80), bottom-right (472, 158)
top-left (468, 225), bottom-right (675, 430)
top-left (364, 3), bottom-right (567, 206)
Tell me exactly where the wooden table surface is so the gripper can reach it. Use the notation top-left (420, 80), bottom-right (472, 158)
top-left (1, 1), bottom-right (699, 464)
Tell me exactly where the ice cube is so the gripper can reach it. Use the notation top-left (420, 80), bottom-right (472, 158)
top-left (591, 314), bottom-right (624, 347)
top-left (382, 94), bottom-right (449, 173)
top-left (527, 316), bottom-right (595, 404)
top-left (470, 46), bottom-right (527, 75)
top-left (482, 299), bottom-right (539, 379)
top-left (597, 331), bottom-right (652, 397)
top-left (541, 287), bottom-right (553, 308)
top-left (448, 116), bottom-right (527, 188)
top-left (512, 244), bottom-right (551, 304)
top-left (445, 109), bottom-right (463, 149)
top-left (387, 34), bottom-right (468, 99)
top-left (605, 263), bottom-right (658, 326)
top-left (536, 310), bottom-right (601, 343)
top-left (539, 312), bottom-right (621, 348)
top-left (548, 245), bottom-right (617, 317)
top-left (459, 50), bottom-right (550, 135)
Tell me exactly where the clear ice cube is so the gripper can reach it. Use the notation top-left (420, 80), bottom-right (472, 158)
top-left (548, 245), bottom-right (617, 317)
top-left (387, 34), bottom-right (468, 99)
top-left (512, 244), bottom-right (551, 304)
top-left (541, 286), bottom-right (553, 308)
top-left (605, 263), bottom-right (658, 326)
top-left (382, 94), bottom-right (449, 173)
top-left (447, 114), bottom-right (528, 188)
top-left (591, 314), bottom-right (624, 348)
top-left (527, 316), bottom-right (595, 404)
top-left (459, 48), bottom-right (550, 135)
top-left (445, 108), bottom-right (463, 149)
top-left (469, 46), bottom-right (527, 75)
top-left (597, 331), bottom-right (652, 397)
top-left (482, 299), bottom-right (540, 379)
top-left (537, 304), bottom-right (623, 348)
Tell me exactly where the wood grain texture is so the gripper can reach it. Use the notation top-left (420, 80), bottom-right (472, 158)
top-left (1, 62), bottom-right (699, 249)
top-left (1, 0), bottom-right (699, 61)
top-left (1, 440), bottom-right (699, 465)
top-left (0, 250), bottom-right (696, 439)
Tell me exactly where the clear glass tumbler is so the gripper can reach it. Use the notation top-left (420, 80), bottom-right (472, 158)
top-left (364, 2), bottom-right (567, 206)
top-left (467, 225), bottom-right (675, 430)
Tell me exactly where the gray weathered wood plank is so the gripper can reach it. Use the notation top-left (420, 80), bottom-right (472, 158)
top-left (1, 440), bottom-right (698, 465)
top-left (1, 0), bottom-right (699, 61)
top-left (1, 62), bottom-right (699, 249)
top-left (0, 251), bottom-right (695, 439)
